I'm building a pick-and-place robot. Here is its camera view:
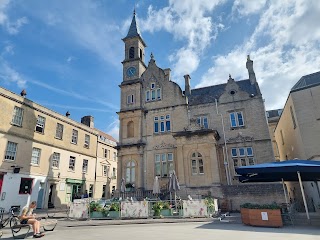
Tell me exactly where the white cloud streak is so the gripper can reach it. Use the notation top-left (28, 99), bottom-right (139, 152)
top-left (106, 116), bottom-right (119, 141)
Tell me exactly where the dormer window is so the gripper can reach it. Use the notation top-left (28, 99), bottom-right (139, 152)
top-left (151, 83), bottom-right (155, 89)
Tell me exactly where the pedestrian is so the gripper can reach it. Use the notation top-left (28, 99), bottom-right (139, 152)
top-left (83, 190), bottom-right (89, 198)
top-left (19, 201), bottom-right (44, 238)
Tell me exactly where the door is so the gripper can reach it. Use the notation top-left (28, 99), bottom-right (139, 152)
top-left (37, 188), bottom-right (44, 209)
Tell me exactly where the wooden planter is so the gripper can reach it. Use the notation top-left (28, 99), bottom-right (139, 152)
top-left (240, 208), bottom-right (283, 227)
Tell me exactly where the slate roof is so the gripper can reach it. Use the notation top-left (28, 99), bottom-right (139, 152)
top-left (189, 79), bottom-right (258, 105)
top-left (291, 71), bottom-right (320, 92)
top-left (124, 11), bottom-right (141, 39)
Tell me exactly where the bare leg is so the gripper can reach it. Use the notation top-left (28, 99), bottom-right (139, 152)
top-left (27, 219), bottom-right (37, 234)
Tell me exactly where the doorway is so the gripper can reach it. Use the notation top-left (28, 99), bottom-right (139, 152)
top-left (48, 184), bottom-right (55, 208)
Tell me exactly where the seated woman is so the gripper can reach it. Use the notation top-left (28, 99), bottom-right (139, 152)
top-left (19, 201), bottom-right (44, 238)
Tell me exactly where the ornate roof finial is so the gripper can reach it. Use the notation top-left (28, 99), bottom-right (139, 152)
top-left (150, 52), bottom-right (154, 60)
top-left (229, 74), bottom-right (232, 79)
top-left (66, 111), bottom-right (70, 117)
top-left (247, 55), bottom-right (250, 61)
top-left (20, 89), bottom-right (27, 97)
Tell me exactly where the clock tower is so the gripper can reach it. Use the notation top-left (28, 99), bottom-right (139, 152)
top-left (122, 10), bottom-right (147, 82)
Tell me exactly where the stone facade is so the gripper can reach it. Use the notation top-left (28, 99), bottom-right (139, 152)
top-left (274, 71), bottom-right (320, 212)
top-left (0, 87), bottom-right (117, 210)
top-left (266, 109), bottom-right (282, 161)
top-left (117, 12), bottom-right (276, 210)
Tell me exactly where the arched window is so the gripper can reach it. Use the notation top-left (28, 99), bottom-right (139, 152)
top-left (129, 47), bottom-right (135, 59)
top-left (191, 152), bottom-right (204, 175)
top-left (126, 161), bottom-right (135, 183)
top-left (127, 121), bottom-right (134, 138)
top-left (139, 49), bottom-right (143, 59)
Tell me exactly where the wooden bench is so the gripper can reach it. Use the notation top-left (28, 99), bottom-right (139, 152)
top-left (11, 219), bottom-right (57, 239)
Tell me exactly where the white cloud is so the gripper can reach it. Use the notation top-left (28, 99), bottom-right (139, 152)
top-left (0, 0), bottom-right (28, 34)
top-left (197, 0), bottom-right (320, 110)
top-left (106, 117), bottom-right (119, 141)
top-left (232, 0), bottom-right (267, 16)
top-left (0, 59), bottom-right (26, 88)
top-left (141, 0), bottom-right (225, 81)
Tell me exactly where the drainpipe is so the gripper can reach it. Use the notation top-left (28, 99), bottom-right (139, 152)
top-left (215, 99), bottom-right (232, 185)
top-left (94, 135), bottom-right (99, 199)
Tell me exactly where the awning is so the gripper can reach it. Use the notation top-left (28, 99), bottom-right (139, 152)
top-left (66, 178), bottom-right (85, 184)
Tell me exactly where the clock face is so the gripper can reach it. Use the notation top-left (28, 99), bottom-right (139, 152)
top-left (126, 67), bottom-right (136, 77)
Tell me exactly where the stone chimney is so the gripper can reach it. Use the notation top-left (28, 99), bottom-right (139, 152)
top-left (81, 115), bottom-right (94, 128)
top-left (184, 74), bottom-right (191, 97)
top-left (164, 68), bottom-right (171, 81)
top-left (246, 55), bottom-right (256, 84)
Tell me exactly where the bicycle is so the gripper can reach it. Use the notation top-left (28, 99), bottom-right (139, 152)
top-left (0, 207), bottom-right (20, 230)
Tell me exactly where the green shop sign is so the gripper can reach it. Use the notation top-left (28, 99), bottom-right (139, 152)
top-left (66, 178), bottom-right (85, 184)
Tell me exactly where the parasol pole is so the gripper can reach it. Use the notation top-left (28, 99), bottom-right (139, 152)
top-left (297, 171), bottom-right (310, 220)
top-left (281, 178), bottom-right (289, 206)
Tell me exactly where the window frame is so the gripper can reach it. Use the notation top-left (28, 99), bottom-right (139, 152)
top-left (11, 106), bottom-right (24, 127)
top-left (71, 129), bottom-right (78, 144)
top-left (31, 147), bottom-right (41, 165)
top-left (4, 141), bottom-right (18, 161)
top-left (82, 159), bottom-right (88, 173)
top-left (52, 152), bottom-right (60, 168)
top-left (155, 153), bottom-right (174, 177)
top-left (191, 152), bottom-right (204, 175)
top-left (127, 94), bottom-right (134, 104)
top-left (35, 115), bottom-right (46, 134)
top-left (69, 156), bottom-right (76, 171)
top-left (55, 123), bottom-right (64, 140)
top-left (19, 178), bottom-right (34, 195)
top-left (103, 165), bottom-right (109, 177)
top-left (229, 111), bottom-right (245, 128)
top-left (84, 134), bottom-right (90, 148)
top-left (126, 161), bottom-right (135, 183)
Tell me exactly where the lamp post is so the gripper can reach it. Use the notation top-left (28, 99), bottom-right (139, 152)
top-left (215, 99), bottom-right (232, 185)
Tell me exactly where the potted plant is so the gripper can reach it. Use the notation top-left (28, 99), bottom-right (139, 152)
top-left (204, 197), bottom-right (215, 216)
top-left (90, 201), bottom-right (104, 218)
top-left (125, 183), bottom-right (134, 192)
top-left (152, 201), bottom-right (163, 217)
top-left (240, 203), bottom-right (283, 227)
top-left (161, 202), bottom-right (172, 216)
top-left (108, 202), bottom-right (120, 218)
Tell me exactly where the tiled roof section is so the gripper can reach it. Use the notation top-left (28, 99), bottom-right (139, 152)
top-left (189, 79), bottom-right (258, 105)
top-left (291, 71), bottom-right (320, 92)
top-left (125, 12), bottom-right (141, 39)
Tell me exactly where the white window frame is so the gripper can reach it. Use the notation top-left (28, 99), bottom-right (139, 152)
top-left (35, 116), bottom-right (46, 133)
top-left (191, 152), bottom-right (204, 175)
top-left (127, 94), bottom-right (134, 104)
top-left (113, 152), bottom-right (117, 161)
top-left (82, 159), bottom-right (88, 173)
top-left (126, 161), bottom-right (135, 183)
top-left (5, 141), bottom-right (18, 161)
top-left (103, 165), bottom-right (109, 177)
top-left (71, 129), bottom-right (78, 144)
top-left (84, 134), bottom-right (90, 148)
top-left (52, 152), bottom-right (60, 168)
top-left (231, 147), bottom-right (255, 172)
top-left (197, 116), bottom-right (208, 129)
top-left (157, 88), bottom-right (161, 100)
top-left (155, 153), bottom-right (174, 177)
top-left (230, 111), bottom-right (245, 128)
top-left (55, 123), bottom-right (64, 140)
top-left (146, 90), bottom-right (150, 102)
top-left (31, 147), bottom-right (41, 165)
top-left (11, 106), bottom-right (24, 126)
top-left (69, 156), bottom-right (76, 171)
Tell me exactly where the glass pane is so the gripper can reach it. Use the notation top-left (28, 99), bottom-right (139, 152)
top-left (191, 160), bottom-right (197, 166)
top-left (197, 152), bottom-right (202, 157)
top-left (151, 90), bottom-right (155, 100)
top-left (155, 162), bottom-right (161, 176)
top-left (155, 154), bottom-right (160, 162)
top-left (192, 153), bottom-right (196, 158)
top-left (169, 162), bottom-right (174, 174)
top-left (161, 154), bottom-right (166, 162)
top-left (247, 147), bottom-right (253, 156)
top-left (230, 113), bottom-right (237, 127)
top-left (166, 120), bottom-right (171, 131)
top-left (167, 153), bottom-right (173, 161)
top-left (231, 148), bottom-right (237, 157)
top-left (237, 112), bottom-right (244, 126)
top-left (166, 115), bottom-right (170, 119)
top-left (157, 89), bottom-right (161, 99)
top-left (239, 148), bottom-right (245, 156)
top-left (199, 166), bottom-right (204, 174)
top-left (131, 167), bottom-right (135, 182)
top-left (146, 91), bottom-right (150, 101)
top-left (126, 168), bottom-right (130, 182)
top-left (162, 162), bottom-right (167, 177)
top-left (248, 158), bottom-right (255, 165)
top-left (160, 122), bottom-right (165, 132)
top-left (197, 117), bottom-right (201, 126)
top-left (233, 159), bottom-right (238, 167)
top-left (241, 158), bottom-right (246, 166)
top-left (203, 117), bottom-right (208, 129)
top-left (154, 122), bottom-right (159, 133)
top-left (192, 166), bottom-right (197, 175)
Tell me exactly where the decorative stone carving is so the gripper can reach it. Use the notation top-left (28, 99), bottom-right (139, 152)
top-left (154, 141), bottom-right (176, 150)
top-left (226, 133), bottom-right (254, 143)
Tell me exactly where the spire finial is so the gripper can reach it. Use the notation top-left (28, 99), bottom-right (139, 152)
top-left (247, 55), bottom-right (250, 61)
top-left (229, 74), bottom-right (232, 79)
top-left (133, 0), bottom-right (136, 16)
top-left (150, 52), bottom-right (154, 59)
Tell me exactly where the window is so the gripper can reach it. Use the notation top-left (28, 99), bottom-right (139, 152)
top-left (145, 84), bottom-right (161, 102)
top-left (112, 167), bottom-right (116, 178)
top-left (126, 161), bottom-right (135, 183)
top-left (280, 130), bottom-right (285, 145)
top-left (89, 184), bottom-right (93, 198)
top-left (113, 152), bottom-right (117, 161)
top-left (231, 147), bottom-right (254, 173)
top-left (139, 49), bottom-right (143, 59)
top-left (146, 91), bottom-right (150, 101)
top-left (155, 153), bottom-right (174, 177)
top-left (151, 83), bottom-right (155, 89)
top-left (35, 116), bottom-right (46, 133)
top-left (157, 89), bottom-right (161, 100)
top-left (290, 106), bottom-right (297, 129)
top-left (11, 106), bottom-right (23, 126)
top-left (191, 152), bottom-right (204, 175)
top-left (55, 123), bottom-right (64, 139)
top-left (71, 129), bottom-right (78, 144)
top-left (5, 141), bottom-right (18, 161)
top-left (154, 115), bottom-right (171, 133)
top-left (52, 152), bottom-right (60, 168)
top-left (127, 121), bottom-right (134, 138)
top-left (19, 178), bottom-right (33, 194)
top-left (84, 134), bottom-right (90, 148)
top-left (230, 112), bottom-right (244, 128)
top-left (31, 147), bottom-right (41, 165)
top-left (129, 47), bottom-right (134, 59)
top-left (103, 165), bottom-right (109, 177)
top-left (197, 116), bottom-right (208, 129)
top-left (127, 94), bottom-right (134, 104)
top-left (82, 159), bottom-right (88, 173)
top-left (69, 156), bottom-right (76, 171)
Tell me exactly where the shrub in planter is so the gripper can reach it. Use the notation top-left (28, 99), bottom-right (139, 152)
top-left (204, 197), bottom-right (215, 214)
top-left (108, 202), bottom-right (120, 218)
top-left (161, 202), bottom-right (172, 216)
top-left (152, 201), bottom-right (163, 216)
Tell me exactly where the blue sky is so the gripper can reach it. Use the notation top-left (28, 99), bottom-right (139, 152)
top-left (1, 0), bottom-right (320, 140)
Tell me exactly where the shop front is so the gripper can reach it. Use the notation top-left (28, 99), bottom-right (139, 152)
top-left (66, 178), bottom-right (86, 202)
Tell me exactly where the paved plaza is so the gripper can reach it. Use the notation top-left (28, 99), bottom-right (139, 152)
top-left (1, 221), bottom-right (320, 240)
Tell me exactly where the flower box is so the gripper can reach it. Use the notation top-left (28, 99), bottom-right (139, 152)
top-left (90, 211), bottom-right (104, 218)
top-left (108, 211), bottom-right (120, 219)
top-left (241, 208), bottom-right (283, 227)
top-left (161, 209), bottom-right (172, 216)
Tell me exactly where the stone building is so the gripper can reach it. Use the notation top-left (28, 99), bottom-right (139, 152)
top-left (274, 71), bottom-right (320, 211)
top-left (117, 12), bottom-right (282, 209)
top-left (266, 109), bottom-right (282, 161)
top-left (0, 87), bottom-right (117, 210)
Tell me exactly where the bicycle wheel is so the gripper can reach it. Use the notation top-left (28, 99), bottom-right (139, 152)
top-left (10, 217), bottom-right (21, 233)
top-left (2, 218), bottom-right (9, 227)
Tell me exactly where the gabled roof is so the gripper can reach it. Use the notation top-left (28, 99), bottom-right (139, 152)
top-left (189, 79), bottom-right (258, 105)
top-left (291, 71), bottom-right (320, 92)
top-left (123, 11), bottom-right (142, 39)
